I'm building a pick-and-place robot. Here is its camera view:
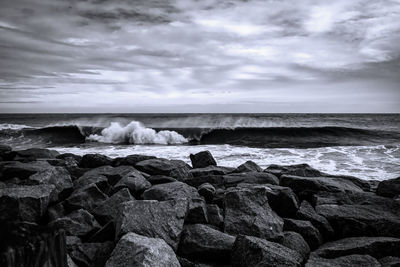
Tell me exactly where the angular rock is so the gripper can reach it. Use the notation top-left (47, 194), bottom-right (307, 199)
top-left (115, 199), bottom-right (188, 251)
top-left (92, 188), bottom-right (134, 224)
top-left (234, 161), bottom-right (262, 173)
top-left (278, 231), bottom-right (310, 263)
top-left (49, 209), bottom-right (101, 237)
top-left (113, 170), bottom-right (151, 196)
top-left (231, 235), bottom-right (302, 267)
top-left (80, 154), bottom-right (112, 168)
top-left (112, 154), bottom-right (156, 167)
top-left (14, 148), bottom-right (60, 160)
top-left (223, 172), bottom-right (279, 187)
top-left (186, 198), bottom-right (208, 224)
top-left (47, 202), bottom-right (67, 222)
top-left (74, 174), bottom-right (110, 194)
top-left (265, 163), bottom-right (323, 178)
top-left (198, 183), bottom-right (215, 202)
top-left (147, 175), bottom-right (177, 185)
top-left (316, 204), bottom-right (400, 238)
top-left (283, 218), bottom-right (323, 250)
top-left (135, 158), bottom-right (191, 180)
top-left (223, 186), bottom-right (283, 240)
top-left (88, 221), bottom-right (115, 243)
top-left (296, 200), bottom-right (334, 240)
top-left (106, 232), bottom-right (180, 267)
top-left (206, 204), bottom-right (224, 228)
top-left (377, 177), bottom-right (400, 198)
top-left (189, 166), bottom-right (233, 177)
top-left (67, 240), bottom-right (114, 267)
top-left (0, 184), bottom-right (55, 222)
top-left (190, 151), bottom-right (217, 168)
top-left (313, 236), bottom-right (400, 259)
top-left (0, 160), bottom-right (52, 180)
top-left (184, 175), bottom-right (224, 188)
top-left (142, 181), bottom-right (199, 201)
top-left (306, 254), bottom-right (380, 267)
top-left (64, 184), bottom-right (108, 212)
top-left (379, 256), bottom-right (400, 266)
top-left (178, 224), bottom-right (235, 263)
top-left (56, 153), bottom-right (82, 162)
top-left (81, 165), bottom-right (139, 186)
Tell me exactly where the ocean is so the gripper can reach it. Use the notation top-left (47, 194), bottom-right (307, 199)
top-left (0, 113), bottom-right (399, 181)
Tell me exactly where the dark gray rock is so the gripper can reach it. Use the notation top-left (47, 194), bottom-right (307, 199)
top-left (186, 198), bottom-right (208, 224)
top-left (265, 163), bottom-right (323, 178)
top-left (106, 232), bottom-right (180, 267)
top-left (377, 177), bottom-right (400, 198)
top-left (115, 199), bottom-right (188, 251)
top-left (14, 148), bottom-right (60, 161)
top-left (64, 184), bottom-right (108, 212)
top-left (87, 221), bottom-right (115, 243)
top-left (278, 231), bottom-right (310, 264)
top-left (234, 161), bottom-right (262, 173)
top-left (113, 170), bottom-right (151, 196)
top-left (231, 235), bottom-right (302, 267)
top-left (92, 188), bottom-right (134, 224)
top-left (67, 240), bottom-right (114, 267)
top-left (189, 166), bottom-right (233, 177)
top-left (184, 175), bottom-right (224, 188)
top-left (283, 218), bottom-right (323, 250)
top-left (190, 151), bottom-right (217, 168)
top-left (56, 153), bottom-right (82, 162)
top-left (80, 165), bottom-right (137, 185)
top-left (147, 175), bottom-right (177, 185)
top-left (0, 160), bottom-right (52, 180)
top-left (49, 209), bottom-right (101, 237)
top-left (178, 224), bottom-right (235, 263)
top-left (80, 154), bottom-right (112, 168)
top-left (74, 174), bottom-right (110, 194)
top-left (223, 186), bottom-right (283, 240)
top-left (135, 158), bottom-right (191, 180)
top-left (379, 256), bottom-right (400, 266)
top-left (312, 236), bottom-right (400, 259)
top-left (296, 200), bottom-right (334, 240)
top-left (47, 202), bottom-right (67, 222)
top-left (306, 254), bottom-right (380, 267)
top-left (198, 183), bottom-right (215, 202)
top-left (0, 184), bottom-right (55, 222)
top-left (142, 181), bottom-right (199, 201)
top-left (111, 154), bottom-right (156, 167)
top-left (206, 204), bottom-right (224, 228)
top-left (223, 172), bottom-right (279, 187)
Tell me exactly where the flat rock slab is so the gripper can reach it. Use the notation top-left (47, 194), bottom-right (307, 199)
top-left (223, 186), bottom-right (283, 240)
top-left (106, 232), bottom-right (180, 267)
top-left (0, 184), bottom-right (55, 222)
top-left (231, 235), bottom-right (302, 267)
top-left (115, 199), bottom-right (188, 251)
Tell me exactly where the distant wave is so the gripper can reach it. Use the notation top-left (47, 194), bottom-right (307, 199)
top-left (0, 123), bottom-right (33, 130)
top-left (1, 121), bottom-right (399, 148)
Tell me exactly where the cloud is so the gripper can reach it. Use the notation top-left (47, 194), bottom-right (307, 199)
top-left (0, 0), bottom-right (399, 112)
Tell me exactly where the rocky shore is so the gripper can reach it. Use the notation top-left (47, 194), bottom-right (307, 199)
top-left (0, 145), bottom-right (399, 267)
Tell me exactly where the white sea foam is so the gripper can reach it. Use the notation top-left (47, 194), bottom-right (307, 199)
top-left (0, 123), bottom-right (33, 130)
top-left (86, 121), bottom-right (187, 145)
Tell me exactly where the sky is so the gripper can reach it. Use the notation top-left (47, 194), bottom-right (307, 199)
top-left (0, 0), bottom-right (399, 113)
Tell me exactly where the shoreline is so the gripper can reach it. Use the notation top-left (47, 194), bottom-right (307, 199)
top-left (1, 145), bottom-right (399, 266)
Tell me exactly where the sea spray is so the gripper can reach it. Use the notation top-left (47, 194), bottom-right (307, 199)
top-left (87, 121), bottom-right (187, 144)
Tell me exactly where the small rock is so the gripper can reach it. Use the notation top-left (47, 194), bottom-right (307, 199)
top-left (64, 184), bottom-right (108, 213)
top-left (278, 231), bottom-right (310, 264)
top-left (142, 181), bottom-right (200, 201)
top-left (377, 177), bottom-right (400, 198)
top-left (190, 151), bottom-right (217, 168)
top-left (283, 218), bottom-right (323, 250)
top-left (186, 198), bottom-right (208, 224)
top-left (234, 161), bottom-right (262, 173)
top-left (80, 154), bottom-right (112, 168)
top-left (49, 209), bottom-right (101, 237)
top-left (113, 170), bottom-right (151, 196)
top-left (206, 204), bottom-right (224, 228)
top-left (198, 183), bottom-right (215, 202)
top-left (73, 174), bottom-right (110, 194)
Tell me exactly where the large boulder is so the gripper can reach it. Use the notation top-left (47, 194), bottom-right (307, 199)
top-left (92, 188), bottom-right (134, 224)
top-left (113, 170), bottom-right (151, 197)
top-left (0, 184), bottom-right (55, 222)
top-left (80, 154), bottom-right (112, 168)
top-left (189, 166), bottom-right (233, 177)
top-left (178, 224), bottom-right (235, 263)
top-left (115, 199), bottom-right (188, 251)
top-left (190, 151), bottom-right (217, 168)
top-left (377, 177), bottom-right (400, 198)
top-left (283, 218), bottom-right (323, 250)
top-left (64, 184), bottom-right (108, 212)
top-left (142, 181), bottom-right (199, 201)
top-left (296, 200), bottom-right (334, 240)
top-left (223, 186), bottom-right (283, 240)
top-left (278, 231), bottom-right (310, 264)
top-left (231, 235), bottom-right (302, 267)
top-left (234, 161), bottom-right (262, 173)
top-left (135, 158), bottom-right (191, 180)
top-left (106, 232), bottom-right (180, 267)
top-left (49, 209), bottom-right (101, 237)
top-left (316, 204), bottom-right (400, 238)
top-left (0, 161), bottom-right (52, 180)
top-left (223, 172), bottom-right (279, 187)
top-left (306, 254), bottom-right (380, 267)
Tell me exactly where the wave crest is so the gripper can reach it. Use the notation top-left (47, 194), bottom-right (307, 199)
top-left (87, 121), bottom-right (187, 145)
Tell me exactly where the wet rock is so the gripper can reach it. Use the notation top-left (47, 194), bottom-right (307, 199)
top-left (0, 160), bottom-right (52, 180)
top-left (81, 165), bottom-right (140, 186)
top-left (49, 209), bottom-right (101, 237)
top-left (14, 148), bottom-right (60, 161)
top-left (106, 232), bottom-right (180, 267)
top-left (0, 184), bottom-right (55, 222)
top-left (74, 174), bottom-right (110, 194)
top-left (64, 184), bottom-right (108, 213)
top-left (112, 154), bottom-right (156, 167)
top-left (379, 256), bottom-right (400, 266)
top-left (377, 177), bottom-right (400, 198)
top-left (184, 175), bottom-right (224, 188)
top-left (142, 181), bottom-right (199, 201)
top-left (312, 236), bottom-right (400, 259)
top-left (198, 183), bottom-right (215, 202)
top-left (190, 166), bottom-right (233, 177)
top-left (147, 175), bottom-right (177, 185)
top-left (80, 154), bottom-right (112, 168)
top-left (68, 240), bottom-right (114, 267)
top-left (265, 163), bottom-right (323, 178)
top-left (56, 153), bottom-right (82, 163)
top-left (206, 204), bottom-right (224, 228)
top-left (190, 151), bottom-right (217, 168)
top-left (223, 186), bottom-right (283, 240)
top-left (136, 158), bottom-right (191, 180)
top-left (115, 199), bottom-right (188, 251)
top-left (178, 224), bottom-right (235, 263)
top-left (306, 254), bottom-right (380, 267)
top-left (283, 218), bottom-right (323, 250)
top-left (316, 204), bottom-right (400, 238)
top-left (231, 235), bottom-right (302, 267)
top-left (223, 172), bottom-right (279, 187)
top-left (113, 170), bottom-right (151, 196)
top-left (296, 200), bottom-right (334, 240)
top-left (92, 188), bottom-right (134, 224)
top-left (278, 231), bottom-right (310, 264)
top-left (234, 161), bottom-right (262, 173)
top-left (186, 198), bottom-right (208, 224)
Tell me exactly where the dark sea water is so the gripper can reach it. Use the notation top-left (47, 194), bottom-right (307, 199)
top-left (0, 113), bottom-right (399, 180)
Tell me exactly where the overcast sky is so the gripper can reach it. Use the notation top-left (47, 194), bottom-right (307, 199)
top-left (0, 0), bottom-right (399, 113)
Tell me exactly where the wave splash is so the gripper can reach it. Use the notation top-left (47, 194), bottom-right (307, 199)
top-left (87, 121), bottom-right (187, 145)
